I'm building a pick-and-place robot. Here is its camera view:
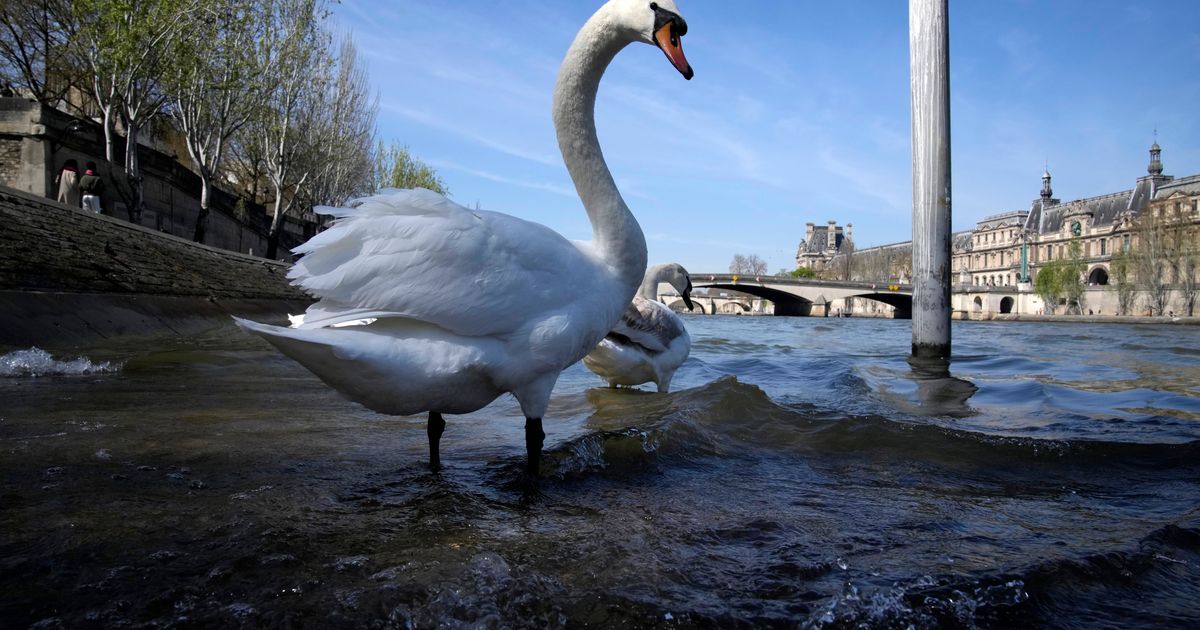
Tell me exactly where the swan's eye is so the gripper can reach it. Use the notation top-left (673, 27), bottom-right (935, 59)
top-left (650, 2), bottom-right (658, 10)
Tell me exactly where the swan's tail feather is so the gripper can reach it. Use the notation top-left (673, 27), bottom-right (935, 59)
top-left (233, 316), bottom-right (390, 411)
top-left (312, 188), bottom-right (463, 219)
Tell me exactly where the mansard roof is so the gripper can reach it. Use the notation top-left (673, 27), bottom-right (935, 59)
top-left (974, 210), bottom-right (1027, 231)
top-left (952, 230), bottom-right (974, 251)
top-left (1155, 174), bottom-right (1200, 199)
top-left (797, 228), bottom-right (845, 254)
top-left (1024, 177), bottom-right (1154, 235)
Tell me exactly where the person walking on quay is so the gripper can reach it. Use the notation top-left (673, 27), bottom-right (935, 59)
top-left (79, 162), bottom-right (105, 214)
top-left (55, 159), bottom-right (80, 207)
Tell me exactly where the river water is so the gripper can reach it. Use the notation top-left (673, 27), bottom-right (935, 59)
top-left (2, 315), bottom-right (1198, 628)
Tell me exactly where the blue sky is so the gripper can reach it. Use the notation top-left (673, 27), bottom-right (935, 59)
top-left (331, 0), bottom-right (1200, 274)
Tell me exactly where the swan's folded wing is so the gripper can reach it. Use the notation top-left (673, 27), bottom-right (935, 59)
top-left (288, 189), bottom-right (601, 337)
top-left (609, 298), bottom-right (685, 354)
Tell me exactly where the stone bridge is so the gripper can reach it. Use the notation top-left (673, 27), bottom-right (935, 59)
top-left (680, 274), bottom-right (914, 318)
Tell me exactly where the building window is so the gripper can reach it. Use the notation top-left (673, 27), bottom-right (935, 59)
top-left (1100, 239), bottom-right (1106, 255)
top-left (1123, 234), bottom-right (1131, 251)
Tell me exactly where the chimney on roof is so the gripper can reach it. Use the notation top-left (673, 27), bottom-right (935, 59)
top-left (805, 222), bottom-right (814, 241)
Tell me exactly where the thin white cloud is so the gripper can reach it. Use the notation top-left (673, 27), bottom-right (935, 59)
top-left (647, 232), bottom-right (757, 250)
top-left (382, 103), bottom-right (558, 167)
top-left (427, 159), bottom-right (576, 198)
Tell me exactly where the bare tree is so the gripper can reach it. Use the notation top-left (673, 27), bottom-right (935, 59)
top-left (1164, 201), bottom-right (1198, 316)
top-left (1134, 207), bottom-right (1173, 315)
top-left (1109, 248), bottom-right (1137, 316)
top-left (747, 254), bottom-right (768, 276)
top-left (301, 31), bottom-right (378, 209)
top-left (728, 254), bottom-right (767, 276)
top-left (165, 0), bottom-right (268, 241)
top-left (836, 239), bottom-right (856, 281)
top-left (0, 0), bottom-right (77, 106)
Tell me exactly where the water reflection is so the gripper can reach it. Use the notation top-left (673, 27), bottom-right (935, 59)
top-left (906, 354), bottom-right (978, 418)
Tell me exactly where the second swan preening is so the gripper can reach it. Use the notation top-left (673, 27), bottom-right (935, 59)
top-left (584, 264), bottom-right (693, 393)
top-left (235, 0), bottom-right (694, 475)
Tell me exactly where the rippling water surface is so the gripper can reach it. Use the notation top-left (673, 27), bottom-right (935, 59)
top-left (2, 316), bottom-right (1198, 628)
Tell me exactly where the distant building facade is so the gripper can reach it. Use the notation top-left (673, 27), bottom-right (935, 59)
top-left (803, 141), bottom-right (1200, 317)
top-left (795, 220), bottom-right (852, 271)
top-left (953, 143), bottom-right (1178, 291)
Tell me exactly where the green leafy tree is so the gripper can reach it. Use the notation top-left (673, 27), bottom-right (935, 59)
top-left (165, 0), bottom-right (268, 242)
top-left (1062, 237), bottom-right (1086, 314)
top-left (373, 141), bottom-right (447, 194)
top-left (236, 0), bottom-right (330, 259)
top-left (71, 0), bottom-right (198, 223)
top-left (1034, 259), bottom-right (1063, 315)
top-left (789, 267), bottom-right (816, 278)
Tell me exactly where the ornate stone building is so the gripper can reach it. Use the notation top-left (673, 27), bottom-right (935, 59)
top-left (953, 142), bottom-right (1181, 289)
top-left (795, 220), bottom-right (852, 271)
top-left (808, 141), bottom-right (1199, 317)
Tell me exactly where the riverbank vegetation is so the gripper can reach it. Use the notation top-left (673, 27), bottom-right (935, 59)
top-left (0, 0), bottom-right (444, 256)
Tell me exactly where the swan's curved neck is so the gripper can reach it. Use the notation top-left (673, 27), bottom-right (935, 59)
top-left (553, 6), bottom-right (647, 289)
top-left (637, 263), bottom-right (673, 300)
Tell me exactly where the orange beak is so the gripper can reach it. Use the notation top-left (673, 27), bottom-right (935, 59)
top-left (654, 22), bottom-right (693, 80)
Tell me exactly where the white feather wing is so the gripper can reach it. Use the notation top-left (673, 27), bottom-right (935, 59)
top-left (288, 189), bottom-right (604, 337)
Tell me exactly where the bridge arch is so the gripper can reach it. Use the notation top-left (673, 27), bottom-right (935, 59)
top-left (687, 275), bottom-right (914, 318)
top-left (694, 283), bottom-right (813, 316)
top-left (668, 299), bottom-right (704, 314)
top-left (846, 292), bottom-right (914, 319)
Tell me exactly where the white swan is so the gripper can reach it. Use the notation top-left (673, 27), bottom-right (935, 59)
top-left (583, 263), bottom-right (693, 392)
top-left (234, 0), bottom-right (693, 475)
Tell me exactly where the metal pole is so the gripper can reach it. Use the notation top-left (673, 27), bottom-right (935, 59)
top-left (909, 0), bottom-right (952, 360)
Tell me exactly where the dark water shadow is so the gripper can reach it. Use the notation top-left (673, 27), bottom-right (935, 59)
top-left (905, 355), bottom-right (979, 418)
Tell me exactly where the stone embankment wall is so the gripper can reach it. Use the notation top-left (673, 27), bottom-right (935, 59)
top-left (0, 185), bottom-right (311, 347)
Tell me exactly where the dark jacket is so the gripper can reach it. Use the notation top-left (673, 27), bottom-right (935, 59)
top-left (79, 171), bottom-right (105, 195)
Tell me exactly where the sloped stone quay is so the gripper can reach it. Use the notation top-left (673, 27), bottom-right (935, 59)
top-left (0, 185), bottom-right (311, 347)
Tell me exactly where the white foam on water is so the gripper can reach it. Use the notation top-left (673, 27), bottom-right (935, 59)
top-left (0, 347), bottom-right (122, 377)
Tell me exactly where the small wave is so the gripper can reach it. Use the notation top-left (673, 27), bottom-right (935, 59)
top-left (544, 427), bottom-right (662, 478)
top-left (808, 525), bottom-right (1200, 628)
top-left (809, 575), bottom-right (1031, 628)
top-left (0, 348), bottom-right (122, 377)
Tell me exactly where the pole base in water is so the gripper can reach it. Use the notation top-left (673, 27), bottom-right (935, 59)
top-left (911, 342), bottom-right (951, 361)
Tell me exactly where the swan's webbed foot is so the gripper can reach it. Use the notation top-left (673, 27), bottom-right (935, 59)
top-left (428, 412), bottom-right (446, 472)
top-left (524, 417), bottom-right (545, 477)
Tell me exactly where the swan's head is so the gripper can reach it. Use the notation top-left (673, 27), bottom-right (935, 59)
top-left (661, 263), bottom-right (694, 310)
top-left (610, 0), bottom-right (693, 79)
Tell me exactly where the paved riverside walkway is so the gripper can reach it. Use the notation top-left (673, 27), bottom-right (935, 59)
top-left (0, 185), bottom-right (311, 347)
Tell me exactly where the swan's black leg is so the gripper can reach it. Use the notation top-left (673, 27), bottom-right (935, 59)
top-left (428, 412), bottom-right (446, 471)
top-left (525, 417), bottom-right (545, 477)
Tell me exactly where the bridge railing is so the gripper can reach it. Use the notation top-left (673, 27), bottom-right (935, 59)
top-left (692, 274), bottom-right (913, 292)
